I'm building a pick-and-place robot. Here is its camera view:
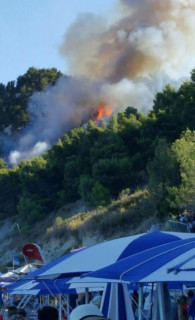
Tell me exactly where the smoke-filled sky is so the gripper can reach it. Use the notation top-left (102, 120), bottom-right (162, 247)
top-left (1, 0), bottom-right (195, 166)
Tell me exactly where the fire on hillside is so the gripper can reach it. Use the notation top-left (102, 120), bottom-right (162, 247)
top-left (94, 103), bottom-right (113, 123)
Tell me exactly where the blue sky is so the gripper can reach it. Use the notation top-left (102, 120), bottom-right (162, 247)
top-left (0, 0), bottom-right (115, 84)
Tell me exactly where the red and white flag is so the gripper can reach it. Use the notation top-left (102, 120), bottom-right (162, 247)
top-left (22, 243), bottom-right (45, 263)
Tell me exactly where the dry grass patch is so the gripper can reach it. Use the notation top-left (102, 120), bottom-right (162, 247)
top-left (45, 189), bottom-right (156, 245)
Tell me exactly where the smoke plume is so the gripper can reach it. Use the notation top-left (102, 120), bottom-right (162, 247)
top-left (7, 0), bottom-right (195, 165)
top-left (61, 0), bottom-right (195, 82)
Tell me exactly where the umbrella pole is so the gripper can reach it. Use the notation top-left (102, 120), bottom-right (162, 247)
top-left (85, 288), bottom-right (89, 304)
top-left (150, 283), bottom-right (154, 317)
top-left (59, 294), bottom-right (62, 320)
top-left (66, 294), bottom-right (70, 320)
top-left (157, 283), bottom-right (166, 320)
top-left (138, 283), bottom-right (144, 320)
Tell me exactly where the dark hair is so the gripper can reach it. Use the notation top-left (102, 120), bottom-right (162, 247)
top-left (18, 309), bottom-right (26, 317)
top-left (38, 306), bottom-right (58, 320)
top-left (178, 295), bottom-right (187, 304)
top-left (7, 306), bottom-right (17, 318)
top-left (188, 290), bottom-right (194, 298)
top-left (8, 306), bottom-right (17, 311)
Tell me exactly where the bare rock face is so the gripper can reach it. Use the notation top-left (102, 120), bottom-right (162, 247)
top-left (0, 217), bottom-right (75, 268)
top-left (0, 201), bottom-right (90, 269)
top-left (0, 219), bottom-right (16, 265)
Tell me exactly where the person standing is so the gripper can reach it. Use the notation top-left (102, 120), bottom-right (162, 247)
top-left (177, 295), bottom-right (188, 320)
top-left (38, 306), bottom-right (59, 320)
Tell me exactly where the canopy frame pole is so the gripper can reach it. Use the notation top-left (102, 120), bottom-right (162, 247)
top-left (43, 280), bottom-right (56, 299)
top-left (138, 283), bottom-right (143, 320)
top-left (53, 281), bottom-right (67, 318)
top-left (17, 295), bottom-right (31, 309)
top-left (22, 295), bottom-right (32, 309)
top-left (17, 295), bottom-right (27, 309)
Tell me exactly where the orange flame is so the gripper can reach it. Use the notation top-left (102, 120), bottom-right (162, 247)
top-left (95, 103), bottom-right (113, 122)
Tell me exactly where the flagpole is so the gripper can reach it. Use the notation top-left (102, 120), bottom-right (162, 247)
top-left (23, 250), bottom-right (28, 264)
top-left (23, 253), bottom-right (28, 266)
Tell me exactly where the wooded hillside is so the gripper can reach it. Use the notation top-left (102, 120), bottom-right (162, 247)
top-left (0, 68), bottom-right (194, 234)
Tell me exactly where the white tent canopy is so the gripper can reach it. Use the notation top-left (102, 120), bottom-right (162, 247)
top-left (1, 264), bottom-right (37, 279)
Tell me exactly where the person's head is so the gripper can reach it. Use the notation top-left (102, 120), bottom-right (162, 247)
top-left (38, 306), bottom-right (58, 320)
top-left (8, 306), bottom-right (17, 318)
top-left (70, 304), bottom-right (108, 320)
top-left (88, 292), bottom-right (93, 302)
top-left (133, 290), bottom-right (138, 296)
top-left (178, 295), bottom-right (187, 306)
top-left (17, 309), bottom-right (26, 318)
top-left (188, 290), bottom-right (194, 300)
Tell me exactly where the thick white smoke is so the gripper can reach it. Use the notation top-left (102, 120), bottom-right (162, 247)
top-left (9, 142), bottom-right (49, 167)
top-left (61, 0), bottom-right (195, 81)
top-left (8, 0), bottom-right (195, 165)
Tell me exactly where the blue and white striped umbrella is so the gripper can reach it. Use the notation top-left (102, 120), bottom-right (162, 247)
top-left (8, 233), bottom-right (195, 320)
top-left (25, 231), bottom-right (195, 280)
top-left (7, 278), bottom-right (76, 295)
top-left (82, 238), bottom-right (195, 320)
top-left (100, 282), bottom-right (135, 320)
top-left (83, 237), bottom-right (195, 284)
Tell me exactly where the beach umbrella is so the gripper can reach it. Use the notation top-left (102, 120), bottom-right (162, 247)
top-left (82, 237), bottom-right (195, 284)
top-left (7, 278), bottom-right (76, 295)
top-left (15, 232), bottom-right (194, 320)
top-left (65, 233), bottom-right (194, 320)
top-left (0, 264), bottom-right (38, 290)
top-left (81, 237), bottom-right (195, 320)
top-left (24, 231), bottom-right (195, 280)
